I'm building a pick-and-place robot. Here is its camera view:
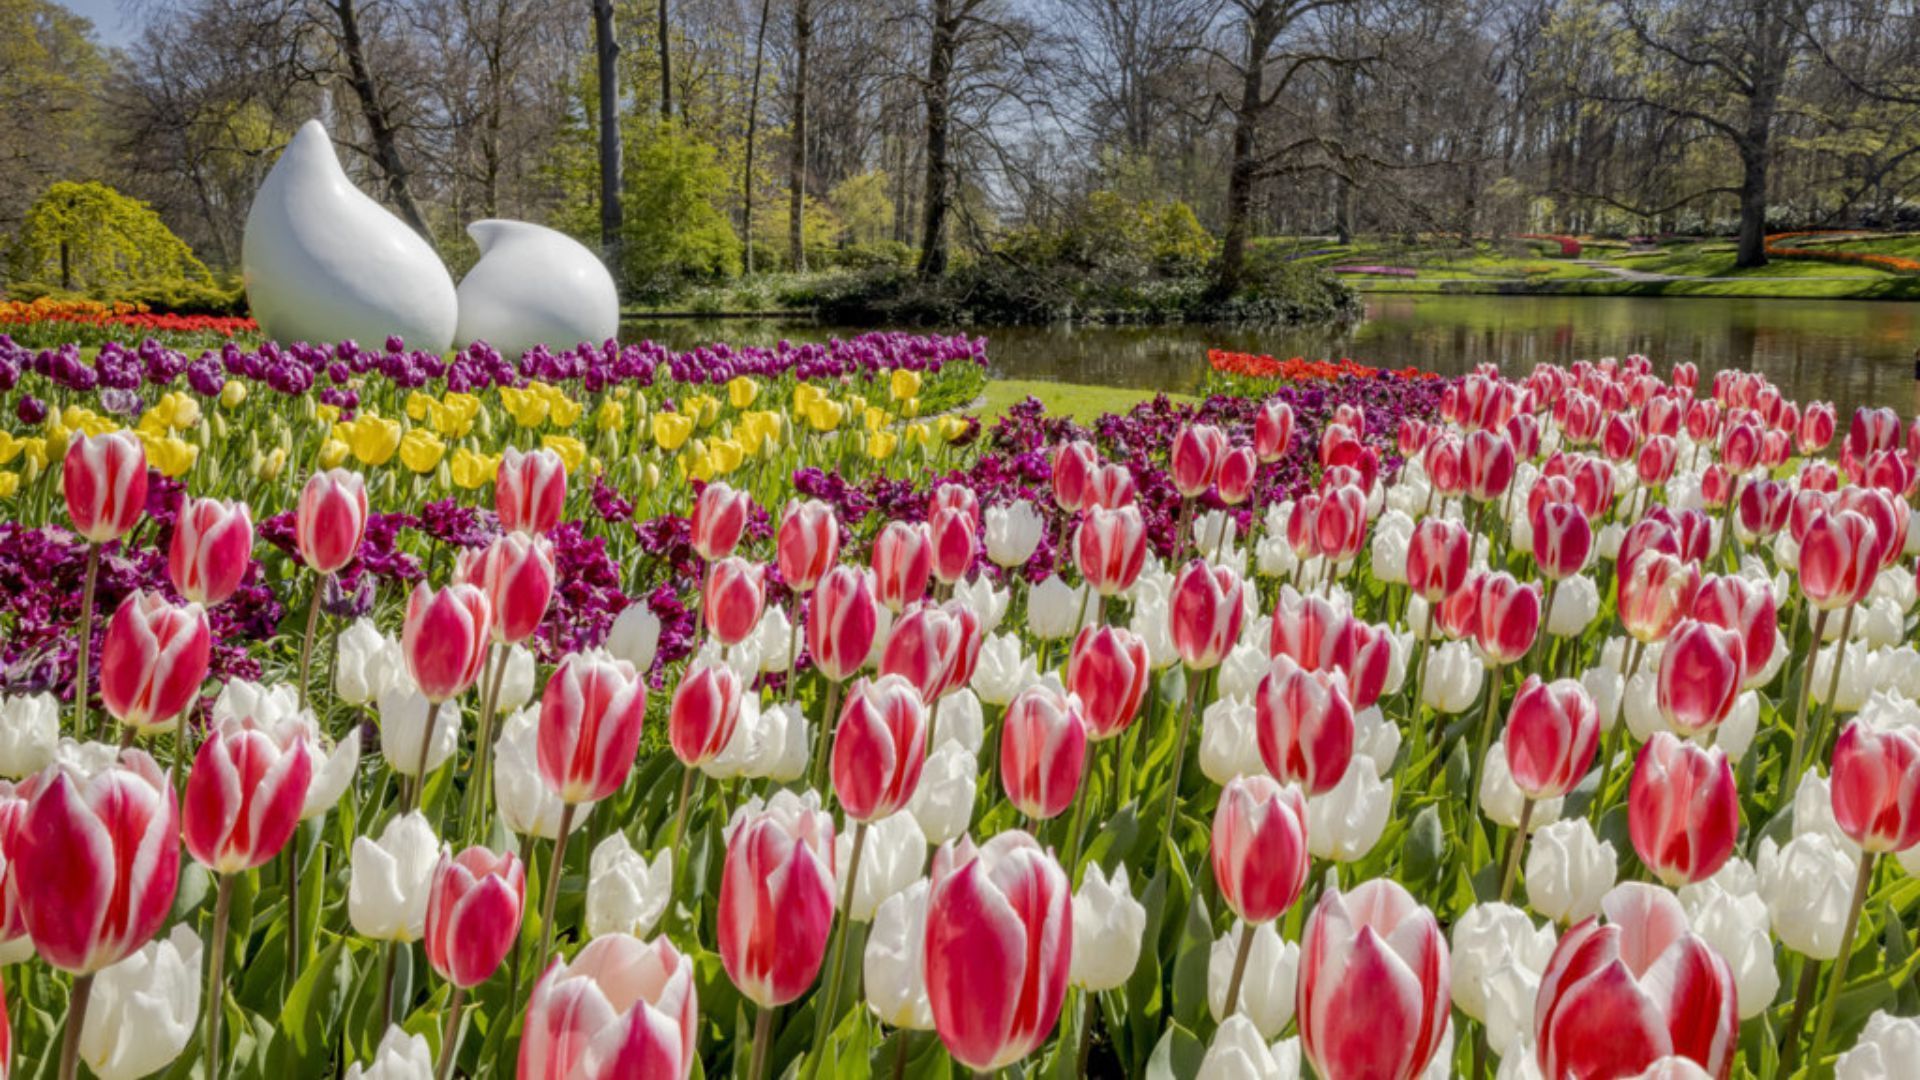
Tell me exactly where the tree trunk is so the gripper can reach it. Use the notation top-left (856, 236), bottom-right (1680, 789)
top-left (333, 0), bottom-right (433, 239)
top-left (657, 0), bottom-right (673, 119)
top-left (593, 0), bottom-right (625, 290)
top-left (1213, 6), bottom-right (1273, 297)
top-left (789, 0), bottom-right (811, 272)
top-left (743, 0), bottom-right (773, 275)
top-left (916, 0), bottom-right (958, 278)
top-left (1734, 28), bottom-right (1783, 269)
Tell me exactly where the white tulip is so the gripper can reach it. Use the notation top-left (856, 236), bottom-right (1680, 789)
top-left (703, 695), bottom-right (774, 780)
top-left (349, 811), bottom-right (439, 942)
top-left (836, 811), bottom-right (926, 920)
top-left (1596, 522), bottom-right (1625, 560)
top-left (585, 830), bottom-right (672, 939)
top-left (1131, 590), bottom-right (1180, 670)
top-left (1545, 575), bottom-right (1600, 638)
top-left (1790, 770), bottom-right (1859, 857)
top-left (344, 1024), bottom-right (435, 1080)
top-left (1621, 666), bottom-right (1665, 743)
top-left (606, 601), bottom-right (662, 672)
top-left (0, 692), bottom-right (58, 778)
top-left (1757, 832), bottom-right (1859, 960)
top-left (1195, 509), bottom-right (1239, 559)
top-left (752, 605), bottom-right (795, 673)
top-left (1255, 535), bottom-right (1296, 580)
top-left (336, 618), bottom-right (405, 706)
top-left (1370, 509), bottom-right (1415, 584)
top-left (1207, 920), bottom-right (1299, 1040)
top-left (211, 679), bottom-right (302, 725)
top-left (932, 688), bottom-right (985, 755)
top-left (1306, 760), bottom-right (1392, 862)
top-left (1352, 706), bottom-right (1401, 778)
top-left (985, 501), bottom-right (1044, 568)
top-left (1858, 598), bottom-right (1905, 650)
top-left (1450, 902), bottom-right (1557, 1029)
top-left (1199, 697), bottom-right (1265, 785)
top-left (1810, 640), bottom-right (1872, 712)
top-left (79, 923), bottom-right (201, 1080)
top-left (1217, 639), bottom-right (1270, 705)
top-left (1709, 692), bottom-right (1759, 766)
top-left (377, 677), bottom-right (460, 778)
top-left (1478, 742), bottom-right (1564, 831)
top-left (1070, 863), bottom-right (1146, 991)
top-left (494, 706), bottom-right (588, 840)
top-left (1497, 1039), bottom-right (1547, 1079)
top-left (1869, 565), bottom-right (1917, 612)
top-left (953, 575), bottom-right (1010, 634)
top-left (1197, 1017), bottom-right (1300, 1080)
top-left (1525, 818), bottom-right (1617, 924)
top-left (972, 632), bottom-right (1037, 706)
top-left (1678, 861), bottom-right (1777, 1019)
top-left (1836, 1011), bottom-right (1920, 1080)
top-left (763, 702), bottom-right (811, 783)
top-left (1028, 574), bottom-right (1089, 640)
top-left (1421, 640), bottom-right (1484, 713)
top-left (907, 741), bottom-right (977, 845)
top-left (864, 879), bottom-right (935, 1031)
top-left (1858, 690), bottom-right (1920, 735)
top-left (300, 725), bottom-right (361, 821)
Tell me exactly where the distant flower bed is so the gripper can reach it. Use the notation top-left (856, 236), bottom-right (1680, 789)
top-left (1206, 349), bottom-right (1441, 383)
top-left (1328, 264), bottom-right (1417, 277)
top-left (1515, 233), bottom-right (1582, 257)
top-left (0, 298), bottom-right (259, 349)
top-left (1766, 233), bottom-right (1920, 275)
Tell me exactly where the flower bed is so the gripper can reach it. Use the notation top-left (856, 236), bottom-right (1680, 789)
top-left (1765, 233), bottom-right (1920, 275)
top-left (1515, 233), bottom-right (1582, 257)
top-left (0, 297), bottom-right (260, 349)
top-left (1, 338), bottom-right (1918, 1080)
top-left (1206, 348), bottom-right (1442, 384)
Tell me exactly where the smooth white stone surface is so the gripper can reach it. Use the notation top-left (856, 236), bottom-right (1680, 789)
top-left (454, 219), bottom-right (619, 358)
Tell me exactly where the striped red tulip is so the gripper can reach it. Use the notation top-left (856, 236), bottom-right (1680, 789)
top-left (1074, 505), bottom-right (1148, 597)
top-left (999, 682), bottom-right (1089, 821)
top-left (425, 845), bottom-right (526, 987)
top-left (1255, 655), bottom-right (1354, 796)
top-left (718, 795), bottom-right (836, 1006)
top-left (1218, 446), bottom-right (1258, 505)
top-left (1830, 721), bottom-right (1920, 854)
top-left (702, 556), bottom-right (766, 647)
top-left (807, 566), bottom-right (881, 682)
top-left (1636, 435), bottom-right (1679, 487)
top-left (1601, 413), bottom-right (1638, 463)
top-left (1833, 486), bottom-right (1906, 569)
top-left (668, 663), bottom-right (744, 768)
top-left (1424, 435), bottom-right (1465, 496)
top-left (1406, 518), bottom-right (1470, 604)
top-left (1656, 621), bottom-right (1744, 736)
top-left (929, 482), bottom-right (982, 527)
top-left (295, 468), bottom-right (368, 574)
top-left (879, 602), bottom-right (962, 702)
top-left (99, 591), bottom-right (212, 730)
top-left (1618, 551), bottom-right (1702, 644)
top-left (690, 481), bottom-right (752, 561)
top-left (536, 651), bottom-right (648, 804)
top-left (1314, 484), bottom-right (1369, 563)
top-left (1691, 576), bottom-right (1778, 689)
top-left (872, 521), bottom-right (934, 613)
top-left (777, 499), bottom-right (840, 592)
top-left (1799, 402), bottom-right (1836, 454)
top-left (1736, 479), bottom-right (1791, 539)
top-left (520, 934), bottom-right (700, 1080)
top-left (457, 532), bottom-right (555, 645)
top-left (927, 505), bottom-right (978, 585)
top-left (1255, 400), bottom-right (1295, 462)
top-left (402, 582), bottom-right (493, 702)
top-left (1629, 733), bottom-right (1738, 886)
top-left (1464, 430), bottom-right (1517, 501)
top-left (496, 447), bottom-right (567, 537)
top-left (1171, 423), bottom-right (1228, 498)
top-left (184, 715), bottom-right (313, 873)
top-left (832, 674), bottom-right (929, 822)
top-left (1086, 462), bottom-right (1137, 509)
top-left (1169, 560), bottom-right (1245, 671)
top-left (1504, 676), bottom-right (1600, 800)
top-left (1066, 625), bottom-right (1150, 740)
top-left (63, 431), bottom-right (148, 543)
top-left (1298, 879), bottom-right (1451, 1080)
top-left (1845, 405), bottom-right (1902, 464)
top-left (1475, 573), bottom-right (1541, 665)
top-left (1212, 774), bottom-right (1309, 923)
top-left (1799, 508), bottom-right (1879, 610)
top-left (1269, 589), bottom-right (1348, 671)
top-left (167, 497), bottom-right (253, 606)
top-left (1051, 440), bottom-right (1099, 512)
top-left (1532, 501), bottom-right (1592, 581)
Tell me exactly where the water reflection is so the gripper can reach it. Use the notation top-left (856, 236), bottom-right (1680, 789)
top-left (623, 293), bottom-right (1920, 417)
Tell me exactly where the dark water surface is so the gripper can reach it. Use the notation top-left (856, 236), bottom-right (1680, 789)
top-left (625, 293), bottom-right (1920, 418)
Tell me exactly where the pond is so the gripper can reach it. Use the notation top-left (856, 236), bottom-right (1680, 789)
top-left (624, 293), bottom-right (1920, 418)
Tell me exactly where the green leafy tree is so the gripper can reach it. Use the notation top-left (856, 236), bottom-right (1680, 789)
top-left (828, 170), bottom-right (895, 246)
top-left (8, 181), bottom-right (210, 292)
top-left (620, 119), bottom-right (742, 294)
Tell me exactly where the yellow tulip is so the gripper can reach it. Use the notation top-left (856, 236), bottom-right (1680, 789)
top-left (219, 381), bottom-right (248, 409)
top-left (450, 448), bottom-right (500, 489)
top-left (344, 415), bottom-right (402, 467)
top-left (793, 383), bottom-right (825, 412)
top-left (399, 429), bottom-right (446, 474)
top-left (681, 393), bottom-right (720, 428)
top-left (682, 444), bottom-right (716, 483)
top-left (890, 368), bottom-right (922, 402)
top-left (547, 393), bottom-right (584, 429)
top-left (500, 385), bottom-right (551, 428)
top-left (0, 471), bottom-right (17, 499)
top-left (804, 399), bottom-right (844, 433)
top-left (257, 446), bottom-right (288, 482)
top-left (728, 375), bottom-right (760, 409)
top-left (905, 422), bottom-right (933, 452)
top-left (846, 394), bottom-right (868, 416)
top-left (595, 399), bottom-right (627, 433)
top-left (708, 437), bottom-right (745, 474)
top-left (318, 439), bottom-right (350, 469)
top-left (143, 435), bottom-right (198, 478)
top-left (737, 410), bottom-right (783, 455)
top-left (864, 406), bottom-right (891, 432)
top-left (0, 432), bottom-right (21, 465)
top-left (652, 411), bottom-right (695, 451)
top-left (20, 437), bottom-right (49, 473)
top-left (427, 393), bottom-right (481, 439)
top-left (543, 435), bottom-right (587, 473)
top-left (938, 415), bottom-right (972, 443)
top-left (900, 396), bottom-right (920, 419)
top-left (867, 430), bottom-right (899, 461)
top-left (316, 403), bottom-right (341, 425)
top-left (406, 391), bottom-right (434, 421)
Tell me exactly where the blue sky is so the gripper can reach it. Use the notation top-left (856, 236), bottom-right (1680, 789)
top-left (64, 0), bottom-right (144, 46)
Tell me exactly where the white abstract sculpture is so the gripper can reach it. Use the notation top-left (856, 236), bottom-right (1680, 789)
top-left (242, 120), bottom-right (458, 351)
top-left (454, 220), bottom-right (620, 358)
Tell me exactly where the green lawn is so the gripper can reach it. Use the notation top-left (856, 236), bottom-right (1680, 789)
top-left (969, 379), bottom-right (1194, 422)
top-left (1607, 246), bottom-right (1887, 279)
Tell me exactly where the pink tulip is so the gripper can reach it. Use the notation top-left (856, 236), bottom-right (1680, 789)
top-left (1504, 676), bottom-right (1600, 800)
top-left (1700, 465), bottom-right (1734, 510)
top-left (806, 566), bottom-right (881, 682)
top-left (1629, 733), bottom-right (1738, 886)
top-left (1255, 655), bottom-right (1354, 796)
top-left (718, 796), bottom-right (836, 1007)
top-left (1171, 423), bottom-right (1228, 498)
top-left (1799, 508), bottom-right (1879, 610)
top-left (1286, 494), bottom-right (1323, 560)
top-left (1218, 446), bottom-right (1258, 505)
top-left (668, 663), bottom-right (744, 768)
top-left (520, 934), bottom-right (700, 1080)
top-left (1601, 413), bottom-right (1638, 463)
top-left (425, 845), bottom-right (526, 987)
top-left (183, 715), bottom-right (312, 874)
top-left (929, 483), bottom-right (982, 527)
top-left (98, 591), bottom-right (211, 730)
top-left (1736, 479), bottom-right (1791, 539)
top-left (832, 674), bottom-right (929, 822)
top-left (1314, 484), bottom-right (1369, 563)
top-left (1834, 486), bottom-right (1907, 569)
top-left (927, 505), bottom-right (978, 585)
top-left (1169, 560), bottom-right (1245, 670)
top-left (1656, 621), bottom-right (1744, 737)
top-left (14, 751), bottom-right (179, 973)
top-left (1476, 573), bottom-right (1541, 665)
top-left (1685, 399), bottom-right (1721, 444)
top-left (702, 557), bottom-right (766, 646)
top-left (1298, 879), bottom-right (1451, 1080)
top-left (1212, 775), bottom-right (1309, 923)
top-left (999, 683), bottom-right (1089, 820)
top-left (1407, 518), bottom-right (1470, 604)
top-left (924, 832), bottom-right (1071, 1070)
top-left (1051, 440), bottom-right (1099, 512)
top-left (1532, 501), bottom-right (1592, 581)
top-left (1691, 576), bottom-right (1777, 689)
top-left (1066, 625), bottom-right (1150, 740)
top-left (1074, 505), bottom-right (1148, 597)
top-left (1636, 435), bottom-right (1679, 487)
top-left (1534, 884), bottom-right (1738, 1078)
top-left (1437, 571), bottom-right (1485, 640)
top-left (1642, 394), bottom-right (1682, 439)
top-left (777, 499), bottom-right (840, 592)
top-left (690, 481), bottom-right (752, 561)
top-left (1464, 430), bottom-right (1517, 501)
top-left (457, 533), bottom-right (555, 645)
top-left (1721, 418), bottom-right (1762, 474)
top-left (1086, 462), bottom-right (1137, 509)
top-left (1830, 721), bottom-right (1920, 854)
top-left (1799, 402), bottom-right (1836, 454)
top-left (63, 431), bottom-right (148, 544)
top-left (497, 447), bottom-right (567, 537)
top-left (879, 602), bottom-right (961, 702)
top-left (167, 497), bottom-right (253, 605)
top-left (1508, 411), bottom-right (1542, 459)
top-left (1399, 418), bottom-right (1434, 458)
top-left (1268, 589), bottom-right (1347, 671)
top-left (1336, 620), bottom-right (1393, 711)
top-left (402, 582), bottom-right (492, 702)
top-left (1618, 551), bottom-right (1702, 644)
top-left (0, 785), bottom-right (28, 959)
top-left (1846, 406), bottom-right (1902, 464)
top-left (1255, 400), bottom-right (1295, 462)
top-left (295, 468), bottom-right (368, 573)
top-left (537, 651), bottom-right (648, 805)
top-left (872, 521), bottom-right (934, 613)
top-left (1424, 436), bottom-right (1465, 496)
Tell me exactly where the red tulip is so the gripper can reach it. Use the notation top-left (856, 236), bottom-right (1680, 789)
top-left (99, 591), bottom-right (212, 730)
top-left (1074, 505), bottom-right (1148, 597)
top-left (1169, 560), bottom-right (1245, 670)
top-left (1268, 589), bottom-right (1348, 672)
top-left (1629, 733), bottom-right (1738, 886)
top-left (63, 431), bottom-right (148, 543)
top-left (1656, 621), bottom-right (1744, 737)
top-left (1721, 418), bottom-right (1762, 474)
top-left (1407, 518), bottom-right (1470, 604)
top-left (1086, 462), bottom-right (1137, 509)
top-left (1534, 884), bottom-right (1737, 1078)
top-left (1801, 460), bottom-right (1841, 493)
top-left (872, 521), bottom-right (934, 613)
top-left (295, 468), bottom-right (368, 573)
top-left (777, 498), bottom-right (840, 592)
top-left (1671, 361), bottom-right (1699, 391)
top-left (1533, 501), bottom-right (1592, 581)
top-left (520, 934), bottom-right (700, 1080)
top-left (1618, 551), bottom-right (1702, 644)
top-left (1504, 676), bottom-right (1601, 800)
top-left (929, 482), bottom-right (982, 527)
top-left (1602, 413), bottom-right (1638, 463)
top-left (807, 566), bottom-right (881, 682)
top-left (184, 715), bottom-right (312, 874)
top-left (1476, 573), bottom-right (1541, 665)
top-left (1561, 395), bottom-right (1604, 446)
top-left (1834, 486), bottom-right (1907, 569)
top-left (1830, 721), bottom-right (1920, 854)
top-left (1759, 430), bottom-right (1793, 470)
top-left (832, 674), bottom-right (929, 822)
top-left (999, 683), bottom-right (1089, 820)
top-left (1799, 402), bottom-right (1836, 454)
top-left (402, 582), bottom-right (493, 702)
top-left (1685, 399), bottom-right (1721, 444)
top-left (1799, 508), bottom-right (1879, 611)
top-left (1736, 479), bottom-right (1791, 540)
top-left (1218, 446), bottom-right (1258, 505)
top-left (690, 481), bottom-right (753, 561)
top-left (1255, 655), bottom-right (1355, 795)
top-left (1314, 484), bottom-right (1369, 563)
top-left (537, 651), bottom-right (648, 804)
top-left (14, 751), bottom-right (179, 973)
top-left (1438, 571), bottom-right (1486, 640)
top-left (1298, 879), bottom-right (1451, 1080)
top-left (1424, 436), bottom-right (1465, 496)
top-left (1171, 423), bottom-right (1228, 498)
top-left (1211, 774), bottom-right (1309, 923)
top-left (1336, 620), bottom-right (1394, 711)
top-left (1642, 393), bottom-right (1683, 439)
top-left (668, 663), bottom-right (744, 768)
top-left (425, 845), bottom-right (527, 987)
top-left (1464, 430), bottom-right (1517, 501)
top-left (1643, 506), bottom-right (1711, 565)
top-left (1700, 464), bottom-right (1734, 510)
top-left (1051, 440), bottom-right (1099, 512)
top-left (1636, 435), bottom-right (1679, 487)
top-left (879, 602), bottom-right (962, 702)
top-left (1691, 576), bottom-right (1777, 689)
top-left (457, 533), bottom-right (555, 645)
top-left (1066, 625), bottom-right (1150, 740)
top-left (167, 497), bottom-right (253, 606)
top-left (928, 506), bottom-right (978, 585)
top-left (497, 447), bottom-right (567, 537)
top-left (702, 556), bottom-right (766, 646)
top-left (925, 832), bottom-right (1071, 1070)
top-left (1285, 493), bottom-right (1323, 559)
top-left (1507, 411), bottom-right (1542, 460)
top-left (1255, 400), bottom-right (1295, 462)
top-left (1846, 406), bottom-right (1902, 464)
top-left (718, 795), bottom-right (836, 1007)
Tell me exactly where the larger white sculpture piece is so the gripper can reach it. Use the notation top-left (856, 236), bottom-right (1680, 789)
top-left (242, 120), bottom-right (458, 351)
top-left (454, 220), bottom-right (620, 358)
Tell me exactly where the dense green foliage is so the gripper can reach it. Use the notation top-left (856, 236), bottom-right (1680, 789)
top-left (7, 181), bottom-right (212, 293)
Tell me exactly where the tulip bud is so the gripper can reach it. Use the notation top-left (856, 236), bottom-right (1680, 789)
top-left (1464, 430), bottom-right (1517, 501)
top-left (456, 533), bottom-right (555, 645)
top-left (718, 792), bottom-right (837, 1007)
top-left (78, 924), bottom-right (202, 1080)
top-left (691, 480), bottom-right (752, 561)
top-left (1532, 502), bottom-right (1592, 581)
top-left (776, 498), bottom-right (840, 592)
top-left (1171, 560), bottom-right (1246, 671)
top-left (520, 934), bottom-right (699, 1080)
top-left (1066, 626), bottom-right (1150, 740)
top-left (865, 878), bottom-right (935, 1031)
top-left (1830, 721), bottom-right (1920, 854)
top-left (1075, 504), bottom-right (1148, 596)
top-left (1629, 733), bottom-right (1739, 886)
top-left (1619, 551), bottom-right (1702, 644)
top-left (1254, 655), bottom-right (1354, 796)
top-left (1655, 620), bottom-right (1744, 736)
top-left (1298, 879), bottom-right (1451, 1080)
top-left (167, 497), bottom-right (253, 606)
top-left (536, 650), bottom-right (648, 804)
top-left (296, 468), bottom-right (368, 573)
top-left (183, 715), bottom-right (312, 873)
top-left (1255, 400), bottom-right (1295, 462)
top-left (497, 447), bottom-right (566, 537)
top-left (424, 845), bottom-right (525, 988)
top-left (64, 431), bottom-right (149, 544)
top-left (1406, 518), bottom-right (1470, 604)
top-left (927, 506), bottom-right (978, 585)
top-left (668, 663), bottom-right (743, 768)
top-left (873, 521), bottom-right (934, 612)
top-left (1087, 462), bottom-right (1137, 509)
top-left (1504, 676), bottom-right (1600, 801)
top-left (999, 682), bottom-right (1089, 821)
top-left (1801, 508), bottom-right (1880, 610)
top-left (1172, 424), bottom-right (1228, 498)
top-left (1211, 774), bottom-right (1309, 923)
top-left (1051, 440), bottom-right (1099, 512)
top-left (400, 582), bottom-right (491, 704)
top-left (808, 566), bottom-right (882, 682)
top-left (99, 591), bottom-right (212, 731)
top-left (1477, 573), bottom-right (1541, 665)
top-left (832, 675), bottom-right (930, 822)
top-left (702, 556), bottom-right (766, 647)
top-left (1206, 920), bottom-right (1299, 1040)
top-left (1218, 446), bottom-right (1258, 505)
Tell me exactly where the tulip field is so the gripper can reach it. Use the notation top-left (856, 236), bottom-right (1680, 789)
top-left (5, 331), bottom-right (1920, 1080)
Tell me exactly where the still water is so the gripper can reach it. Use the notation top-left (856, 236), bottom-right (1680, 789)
top-left (624, 293), bottom-right (1920, 418)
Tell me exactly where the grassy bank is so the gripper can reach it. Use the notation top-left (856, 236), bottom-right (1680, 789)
top-left (1357, 275), bottom-right (1920, 300)
top-left (969, 379), bottom-right (1194, 422)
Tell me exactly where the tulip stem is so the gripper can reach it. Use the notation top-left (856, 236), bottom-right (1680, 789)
top-left (1500, 798), bottom-right (1533, 903)
top-left (408, 701), bottom-right (443, 815)
top-left (535, 801), bottom-right (577, 980)
top-left (435, 985), bottom-right (467, 1080)
top-left (1408, 606), bottom-right (1434, 763)
top-left (205, 873), bottom-right (236, 1080)
top-left (287, 830), bottom-right (303, 984)
top-left (297, 570), bottom-right (325, 713)
top-left (669, 766), bottom-right (699, 856)
top-left (1075, 990), bottom-right (1098, 1076)
top-left (807, 820), bottom-right (868, 1080)
top-left (747, 1004), bottom-right (777, 1080)
top-left (1222, 919), bottom-right (1258, 1018)
top-left (1159, 671), bottom-right (1205, 864)
top-left (73, 540), bottom-right (100, 738)
top-left (1778, 951), bottom-right (1822, 1074)
top-left (58, 972), bottom-right (94, 1080)
top-left (1471, 662), bottom-right (1504, 795)
top-left (1808, 851), bottom-right (1877, 1071)
top-left (460, 646), bottom-right (508, 843)
top-left (1588, 641), bottom-right (1644, 825)
top-left (1807, 604), bottom-right (1856, 783)
top-left (1062, 761), bottom-right (1092, 884)
top-left (379, 939), bottom-right (399, 1030)
top-left (808, 679), bottom-right (844, 792)
top-left (1785, 605), bottom-right (1833, 794)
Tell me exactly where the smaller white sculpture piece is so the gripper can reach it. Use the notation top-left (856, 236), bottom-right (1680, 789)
top-left (455, 220), bottom-right (620, 358)
top-left (242, 120), bottom-right (459, 351)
